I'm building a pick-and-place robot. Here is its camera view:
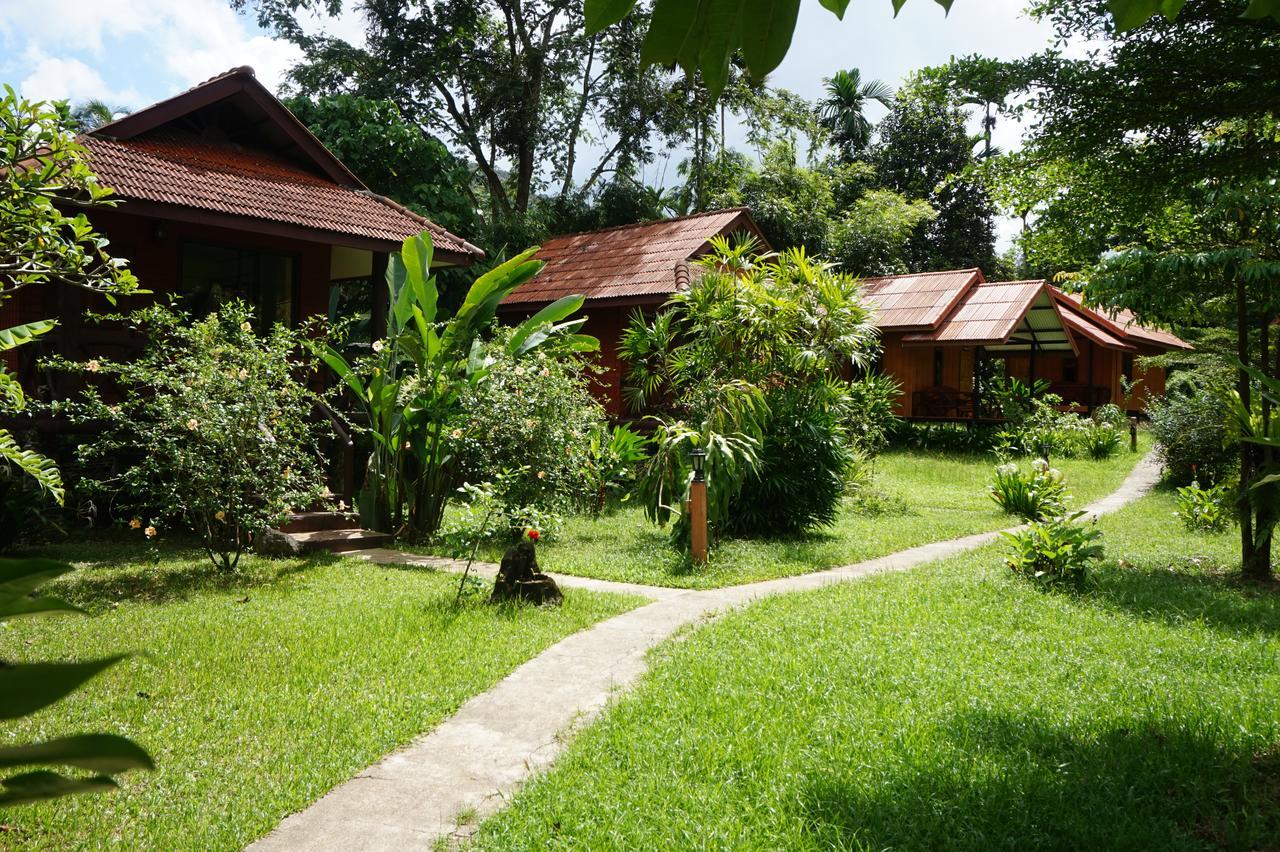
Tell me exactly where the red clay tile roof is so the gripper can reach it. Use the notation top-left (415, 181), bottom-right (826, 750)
top-left (501, 208), bottom-right (763, 307)
top-left (861, 269), bottom-right (984, 330)
top-left (903, 280), bottom-right (1049, 345)
top-left (1058, 306), bottom-right (1135, 351)
top-left (81, 130), bottom-right (482, 259)
top-left (1056, 291), bottom-right (1191, 350)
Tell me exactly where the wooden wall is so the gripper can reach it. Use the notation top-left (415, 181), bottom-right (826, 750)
top-left (878, 335), bottom-right (1169, 417)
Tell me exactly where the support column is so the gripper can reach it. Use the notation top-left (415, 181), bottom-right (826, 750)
top-left (371, 251), bottom-right (389, 339)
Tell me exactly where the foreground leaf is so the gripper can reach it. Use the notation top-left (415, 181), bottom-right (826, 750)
top-left (0, 770), bottom-right (118, 806)
top-left (0, 657), bottom-right (126, 720)
top-left (0, 734), bottom-right (153, 774)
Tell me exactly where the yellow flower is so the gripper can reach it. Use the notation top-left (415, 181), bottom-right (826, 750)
top-left (214, 510), bottom-right (226, 521)
top-left (241, 321), bottom-right (253, 332)
top-left (186, 418), bottom-right (199, 431)
top-left (238, 368), bottom-right (249, 380)
top-left (537, 470), bottom-right (546, 480)
top-left (129, 518), bottom-right (142, 529)
top-left (450, 428), bottom-right (464, 440)
top-left (85, 359), bottom-right (101, 373)
top-left (144, 525), bottom-right (157, 538)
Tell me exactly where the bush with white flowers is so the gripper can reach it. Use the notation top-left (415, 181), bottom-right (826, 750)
top-left (987, 457), bottom-right (1068, 522)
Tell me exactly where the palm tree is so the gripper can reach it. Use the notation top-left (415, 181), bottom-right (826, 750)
top-left (68, 99), bottom-right (122, 132)
top-left (816, 69), bottom-right (894, 159)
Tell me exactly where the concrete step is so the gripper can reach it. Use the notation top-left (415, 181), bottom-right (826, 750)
top-left (279, 511), bottom-right (361, 533)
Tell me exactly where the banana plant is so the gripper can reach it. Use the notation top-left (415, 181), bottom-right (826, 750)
top-left (320, 231), bottom-right (597, 539)
top-left (0, 557), bottom-right (152, 805)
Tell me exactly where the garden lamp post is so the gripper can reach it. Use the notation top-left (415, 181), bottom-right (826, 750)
top-left (689, 447), bottom-right (708, 565)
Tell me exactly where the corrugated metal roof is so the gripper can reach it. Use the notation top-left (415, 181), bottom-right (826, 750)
top-left (81, 132), bottom-right (481, 257)
top-left (903, 280), bottom-right (1050, 345)
top-left (501, 208), bottom-right (762, 307)
top-left (861, 268), bottom-right (983, 330)
top-left (1056, 290), bottom-right (1191, 350)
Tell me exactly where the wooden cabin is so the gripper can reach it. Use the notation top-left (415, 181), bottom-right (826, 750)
top-left (3, 65), bottom-right (483, 404)
top-left (862, 269), bottom-right (1191, 419)
top-left (498, 208), bottom-right (768, 416)
top-left (500, 211), bottom-right (1189, 422)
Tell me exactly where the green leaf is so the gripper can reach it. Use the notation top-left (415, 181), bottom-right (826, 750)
top-left (0, 734), bottom-right (152, 773)
top-left (818, 0), bottom-right (852, 15)
top-left (0, 657), bottom-right (126, 720)
top-left (0, 770), bottom-right (118, 806)
top-left (0, 320), bottom-right (56, 352)
top-left (1241, 0), bottom-right (1280, 19)
top-left (740, 0), bottom-right (801, 79)
top-left (640, 0), bottom-right (702, 68)
top-left (508, 295), bottom-right (586, 356)
top-left (585, 0), bottom-right (638, 33)
top-left (0, 429), bottom-right (64, 505)
top-left (1107, 0), bottom-right (1162, 30)
top-left (0, 558), bottom-right (82, 620)
top-left (318, 346), bottom-right (366, 402)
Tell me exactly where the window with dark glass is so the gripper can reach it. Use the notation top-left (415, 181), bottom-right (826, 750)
top-left (1063, 357), bottom-right (1078, 383)
top-left (933, 347), bottom-right (944, 386)
top-left (1122, 353), bottom-right (1135, 382)
top-left (179, 242), bottom-right (298, 330)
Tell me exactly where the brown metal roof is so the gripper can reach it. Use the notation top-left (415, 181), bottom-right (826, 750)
top-left (861, 269), bottom-right (984, 331)
top-left (1055, 290), bottom-right (1191, 350)
top-left (903, 280), bottom-right (1068, 348)
top-left (81, 131), bottom-right (481, 259)
top-left (1058, 307), bottom-right (1135, 351)
top-left (500, 208), bottom-right (764, 307)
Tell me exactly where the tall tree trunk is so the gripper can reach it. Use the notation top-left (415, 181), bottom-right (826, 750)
top-left (1238, 276), bottom-right (1272, 581)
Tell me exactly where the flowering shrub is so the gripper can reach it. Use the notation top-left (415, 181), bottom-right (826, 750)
top-left (988, 458), bottom-right (1067, 521)
top-left (1003, 510), bottom-right (1104, 587)
top-left (1175, 480), bottom-right (1235, 533)
top-left (448, 326), bottom-right (606, 514)
top-left (53, 302), bottom-right (329, 570)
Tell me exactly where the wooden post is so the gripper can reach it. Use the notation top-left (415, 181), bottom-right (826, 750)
top-left (1129, 417), bottom-right (1138, 452)
top-left (689, 479), bottom-right (708, 565)
top-left (370, 251), bottom-right (389, 338)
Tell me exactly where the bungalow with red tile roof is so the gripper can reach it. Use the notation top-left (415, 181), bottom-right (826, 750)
top-left (498, 207), bottom-right (768, 416)
top-left (501, 211), bottom-right (1189, 421)
top-left (4, 65), bottom-right (483, 400)
top-left (863, 268), bottom-right (1191, 418)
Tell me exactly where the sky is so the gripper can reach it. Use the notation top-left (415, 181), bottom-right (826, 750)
top-left (0, 0), bottom-right (1060, 247)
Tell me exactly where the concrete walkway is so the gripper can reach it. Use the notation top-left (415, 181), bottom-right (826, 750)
top-left (250, 453), bottom-right (1161, 851)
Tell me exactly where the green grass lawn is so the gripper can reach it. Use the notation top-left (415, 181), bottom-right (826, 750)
top-left (437, 436), bottom-right (1152, 589)
top-left (0, 538), bottom-right (641, 850)
top-left (474, 489), bottom-right (1280, 850)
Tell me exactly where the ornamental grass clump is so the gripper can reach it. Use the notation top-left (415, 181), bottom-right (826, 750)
top-left (53, 301), bottom-right (329, 571)
top-left (988, 458), bottom-right (1067, 521)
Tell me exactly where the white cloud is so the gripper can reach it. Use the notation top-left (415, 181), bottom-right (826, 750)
top-left (18, 47), bottom-right (142, 106)
top-left (2, 0), bottom-right (304, 105)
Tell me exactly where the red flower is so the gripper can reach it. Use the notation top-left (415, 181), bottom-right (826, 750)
top-left (524, 528), bottom-right (540, 542)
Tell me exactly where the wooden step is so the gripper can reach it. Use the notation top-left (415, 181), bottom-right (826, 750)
top-left (257, 526), bottom-right (392, 556)
top-left (288, 528), bottom-right (394, 554)
top-left (279, 511), bottom-right (361, 533)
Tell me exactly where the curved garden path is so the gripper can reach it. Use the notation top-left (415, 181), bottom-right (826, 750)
top-left (250, 453), bottom-right (1161, 851)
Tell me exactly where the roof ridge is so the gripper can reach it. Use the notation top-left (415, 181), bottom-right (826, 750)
top-left (544, 207), bottom-right (750, 242)
top-left (861, 267), bottom-right (982, 281)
